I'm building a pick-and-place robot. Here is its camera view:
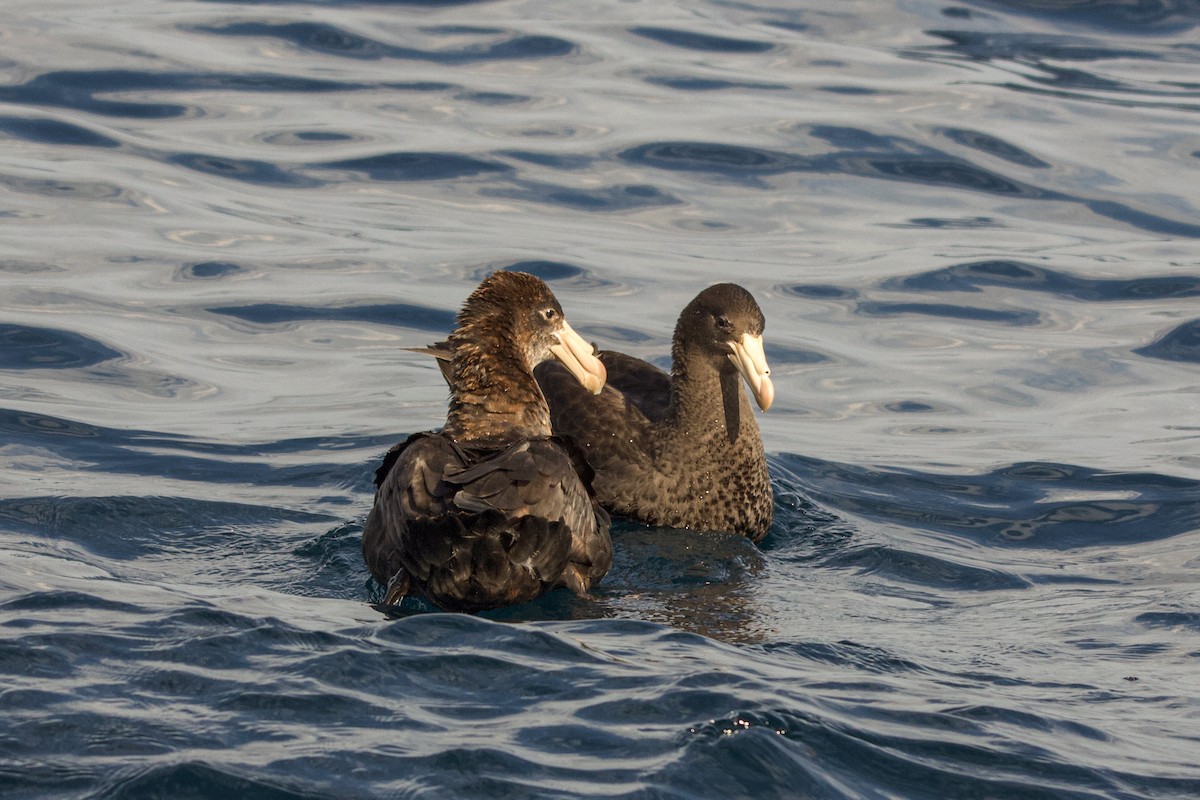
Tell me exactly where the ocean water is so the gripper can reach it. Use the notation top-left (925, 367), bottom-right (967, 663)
top-left (2, 0), bottom-right (1199, 797)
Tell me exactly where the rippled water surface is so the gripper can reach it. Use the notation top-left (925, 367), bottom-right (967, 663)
top-left (3, 0), bottom-right (1200, 797)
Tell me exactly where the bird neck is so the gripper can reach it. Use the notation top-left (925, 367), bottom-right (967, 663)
top-left (442, 338), bottom-right (552, 443)
top-left (665, 345), bottom-right (755, 447)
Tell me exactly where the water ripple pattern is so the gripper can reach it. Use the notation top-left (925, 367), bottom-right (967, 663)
top-left (1, 0), bottom-right (1198, 798)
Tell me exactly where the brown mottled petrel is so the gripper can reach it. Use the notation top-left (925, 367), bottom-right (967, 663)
top-left (535, 283), bottom-right (774, 542)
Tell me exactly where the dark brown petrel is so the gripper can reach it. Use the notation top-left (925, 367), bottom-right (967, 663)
top-left (362, 271), bottom-right (612, 612)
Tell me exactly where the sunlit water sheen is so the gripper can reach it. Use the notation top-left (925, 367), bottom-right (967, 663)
top-left (2, 0), bottom-right (1199, 797)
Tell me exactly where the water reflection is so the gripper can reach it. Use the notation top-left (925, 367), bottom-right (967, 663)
top-left (168, 152), bottom-right (322, 188)
top-left (0, 406), bottom-right (387, 490)
top-left (3, 0), bottom-right (1199, 797)
top-left (644, 76), bottom-right (788, 91)
top-left (209, 301), bottom-right (457, 332)
top-left (629, 26), bottom-right (775, 53)
top-left (958, 0), bottom-right (1200, 33)
top-left (939, 128), bottom-right (1050, 168)
top-left (0, 70), bottom-right (378, 118)
top-left (1135, 318), bottom-right (1200, 363)
top-left (775, 454), bottom-right (1200, 550)
top-left (0, 115), bottom-right (120, 148)
top-left (191, 21), bottom-right (577, 63)
top-left (179, 261), bottom-right (247, 280)
top-left (922, 29), bottom-right (1158, 67)
top-left (0, 174), bottom-right (136, 203)
top-left (483, 180), bottom-right (677, 211)
top-left (316, 152), bottom-right (512, 182)
top-left (886, 260), bottom-right (1200, 302)
top-left (855, 301), bottom-right (1040, 326)
top-left (198, 0), bottom-right (494, 5)
top-left (620, 133), bottom-right (1200, 237)
top-left (600, 527), bottom-right (772, 644)
top-left (0, 324), bottom-right (123, 369)
top-left (913, 22), bottom-right (1200, 113)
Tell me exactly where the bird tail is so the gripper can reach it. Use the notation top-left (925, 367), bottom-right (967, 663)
top-left (407, 511), bottom-right (573, 612)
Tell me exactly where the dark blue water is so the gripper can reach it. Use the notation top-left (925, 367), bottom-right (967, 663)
top-left (3, 1), bottom-right (1199, 797)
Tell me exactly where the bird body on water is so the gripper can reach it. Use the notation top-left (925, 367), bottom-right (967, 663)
top-left (535, 283), bottom-right (775, 542)
top-left (362, 271), bottom-right (612, 612)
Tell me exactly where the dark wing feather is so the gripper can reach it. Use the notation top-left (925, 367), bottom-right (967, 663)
top-left (444, 440), bottom-right (590, 529)
top-left (373, 441), bottom-right (406, 489)
top-left (534, 360), bottom-right (658, 514)
top-left (363, 432), bottom-right (610, 612)
top-left (363, 432), bottom-right (465, 588)
top-left (446, 444), bottom-right (541, 486)
top-left (598, 350), bottom-right (671, 423)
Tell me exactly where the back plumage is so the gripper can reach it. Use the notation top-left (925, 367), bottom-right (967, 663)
top-left (361, 271), bottom-right (612, 611)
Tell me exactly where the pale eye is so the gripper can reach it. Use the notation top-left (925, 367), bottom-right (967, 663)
top-left (542, 308), bottom-right (558, 321)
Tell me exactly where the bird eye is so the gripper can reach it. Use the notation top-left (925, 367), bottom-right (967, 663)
top-left (715, 315), bottom-right (732, 332)
top-left (542, 308), bottom-right (558, 321)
